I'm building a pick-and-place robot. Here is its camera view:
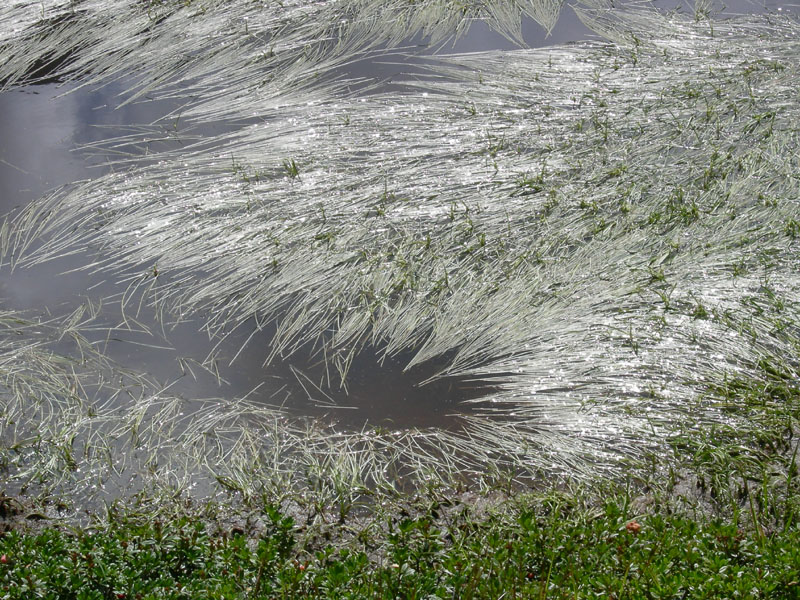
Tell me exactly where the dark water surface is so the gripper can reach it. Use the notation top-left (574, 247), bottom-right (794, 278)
top-left (0, 3), bottom-right (793, 430)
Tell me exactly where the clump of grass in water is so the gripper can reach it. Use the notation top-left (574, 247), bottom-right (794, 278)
top-left (0, 0), bottom-right (565, 109)
top-left (0, 304), bottom-right (493, 513)
top-left (2, 2), bottom-right (800, 506)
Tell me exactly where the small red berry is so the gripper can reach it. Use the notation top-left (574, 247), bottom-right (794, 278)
top-left (0, 555), bottom-right (8, 564)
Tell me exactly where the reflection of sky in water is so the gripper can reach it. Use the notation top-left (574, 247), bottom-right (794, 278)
top-left (342, 10), bottom-right (598, 85)
top-left (0, 81), bottom-right (184, 214)
top-left (0, 2), bottom-right (797, 429)
top-left (0, 86), bottom-right (84, 212)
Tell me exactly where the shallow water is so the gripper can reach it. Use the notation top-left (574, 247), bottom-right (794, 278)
top-left (0, 1), bottom-right (794, 433)
top-left (0, 9), bottom-right (599, 430)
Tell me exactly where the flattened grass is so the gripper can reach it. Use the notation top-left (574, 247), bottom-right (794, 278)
top-left (1, 2), bottom-right (799, 511)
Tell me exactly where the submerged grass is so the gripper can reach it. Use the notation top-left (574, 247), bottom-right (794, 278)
top-left (0, 0), bottom-right (566, 111)
top-left (0, 305), bottom-right (509, 510)
top-left (0, 0), bottom-right (799, 520)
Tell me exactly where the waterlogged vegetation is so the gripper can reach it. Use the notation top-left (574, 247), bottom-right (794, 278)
top-left (0, 0), bottom-right (799, 594)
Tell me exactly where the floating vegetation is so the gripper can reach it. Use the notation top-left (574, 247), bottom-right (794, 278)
top-left (1, 1), bottom-right (800, 509)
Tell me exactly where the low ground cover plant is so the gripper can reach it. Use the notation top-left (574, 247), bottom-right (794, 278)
top-left (1, 491), bottom-right (799, 599)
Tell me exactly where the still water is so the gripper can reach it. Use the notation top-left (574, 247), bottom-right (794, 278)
top-left (0, 1), bottom-right (792, 430)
